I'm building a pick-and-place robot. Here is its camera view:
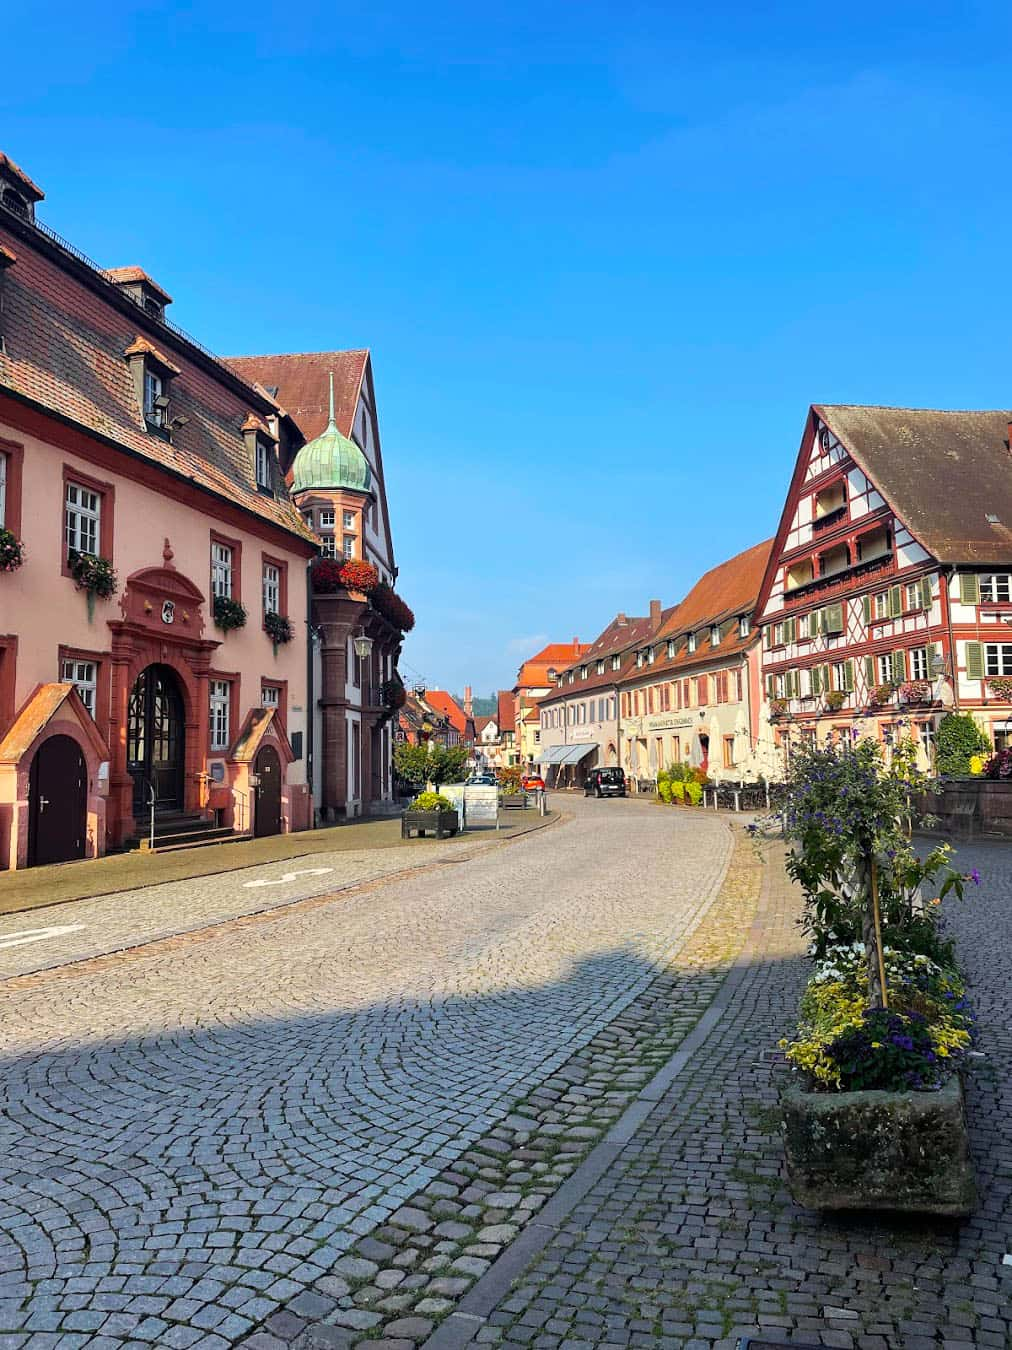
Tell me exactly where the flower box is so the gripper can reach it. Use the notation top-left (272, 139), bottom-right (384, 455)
top-left (781, 1075), bottom-right (975, 1215)
top-left (401, 808), bottom-right (459, 840)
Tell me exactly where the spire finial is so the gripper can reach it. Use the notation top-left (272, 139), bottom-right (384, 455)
top-left (327, 371), bottom-right (336, 428)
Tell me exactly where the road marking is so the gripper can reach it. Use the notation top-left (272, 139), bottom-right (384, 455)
top-left (243, 867), bottom-right (336, 889)
top-left (0, 924), bottom-right (86, 951)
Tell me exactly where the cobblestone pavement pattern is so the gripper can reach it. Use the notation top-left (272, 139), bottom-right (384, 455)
top-left (462, 839), bottom-right (1012, 1350)
top-left (0, 797), bottom-right (732, 1347)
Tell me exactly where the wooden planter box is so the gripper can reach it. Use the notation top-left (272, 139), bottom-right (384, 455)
top-left (781, 1076), bottom-right (976, 1216)
top-left (401, 808), bottom-right (459, 839)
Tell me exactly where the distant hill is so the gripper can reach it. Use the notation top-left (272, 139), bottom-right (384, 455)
top-left (454, 694), bottom-right (498, 717)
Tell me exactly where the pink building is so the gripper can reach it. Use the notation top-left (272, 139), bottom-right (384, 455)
top-left (0, 151), bottom-right (318, 868)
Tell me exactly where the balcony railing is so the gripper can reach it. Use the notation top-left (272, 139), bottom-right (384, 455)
top-left (783, 552), bottom-right (892, 602)
top-left (811, 505), bottom-right (847, 533)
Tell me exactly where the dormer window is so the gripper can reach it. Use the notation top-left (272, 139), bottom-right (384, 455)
top-left (125, 337), bottom-right (180, 439)
top-left (580, 665), bottom-right (588, 680)
top-left (647, 647), bottom-right (656, 664)
top-left (242, 414), bottom-right (278, 493)
top-left (666, 639), bottom-right (676, 658)
top-left (710, 624), bottom-right (721, 646)
top-left (256, 439), bottom-right (272, 489)
top-left (596, 660), bottom-right (604, 675)
top-left (611, 654), bottom-right (620, 671)
top-left (687, 633), bottom-right (697, 654)
top-left (105, 267), bottom-right (172, 323)
top-left (1, 188), bottom-right (26, 218)
top-left (0, 154), bottom-right (44, 224)
top-left (636, 651), bottom-right (644, 668)
top-left (738, 615), bottom-right (751, 639)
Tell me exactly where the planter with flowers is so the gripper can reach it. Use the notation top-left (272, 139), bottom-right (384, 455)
top-left (264, 611), bottom-right (294, 653)
top-left (213, 595), bottom-right (248, 633)
top-left (68, 549), bottom-right (117, 621)
top-left (823, 690), bottom-right (846, 712)
top-left (869, 682), bottom-right (895, 708)
top-left (753, 737), bottom-right (979, 1214)
top-left (986, 676), bottom-right (1012, 702)
top-left (899, 680), bottom-right (932, 705)
top-left (769, 698), bottom-right (788, 720)
top-left (0, 528), bottom-right (24, 573)
top-left (401, 790), bottom-right (459, 840)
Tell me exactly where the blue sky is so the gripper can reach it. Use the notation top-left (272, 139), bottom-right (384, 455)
top-left (5, 1), bottom-right (1012, 694)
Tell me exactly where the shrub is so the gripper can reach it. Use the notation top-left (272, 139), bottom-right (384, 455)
top-left (498, 767), bottom-right (523, 796)
top-left (213, 594), bottom-right (247, 631)
top-left (684, 780), bottom-right (703, 806)
top-left (657, 780), bottom-right (672, 803)
top-left (670, 779), bottom-right (686, 802)
top-left (935, 712), bottom-right (990, 775)
top-left (984, 747), bottom-right (1012, 780)
top-left (0, 528), bottom-right (24, 572)
top-left (408, 791), bottom-right (454, 812)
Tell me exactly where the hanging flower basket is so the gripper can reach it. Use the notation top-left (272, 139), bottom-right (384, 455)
top-left (371, 582), bottom-right (416, 632)
top-left (381, 676), bottom-right (407, 711)
top-left (899, 680), bottom-right (932, 705)
top-left (68, 550), bottom-right (117, 598)
top-left (339, 559), bottom-right (380, 593)
top-left (213, 594), bottom-right (248, 632)
top-left (986, 676), bottom-right (1012, 701)
top-left (264, 611), bottom-right (294, 645)
top-left (824, 690), bottom-right (846, 711)
top-left (870, 683), bottom-right (895, 707)
top-left (0, 528), bottom-right (24, 572)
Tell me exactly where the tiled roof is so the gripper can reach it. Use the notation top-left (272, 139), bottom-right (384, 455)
top-left (516, 640), bottom-right (589, 690)
top-left (0, 209), bottom-right (315, 545)
top-left (104, 266), bottom-right (173, 305)
top-left (0, 153), bottom-right (44, 202)
top-left (226, 351), bottom-right (368, 441)
top-left (424, 690), bottom-right (469, 735)
top-left (818, 404), bottom-right (1012, 565)
top-left (497, 690), bottom-right (515, 731)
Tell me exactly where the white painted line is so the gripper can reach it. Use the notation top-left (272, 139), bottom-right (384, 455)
top-left (0, 924), bottom-right (86, 951)
top-left (242, 867), bottom-right (336, 889)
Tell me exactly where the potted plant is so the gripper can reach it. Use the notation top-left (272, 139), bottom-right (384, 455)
top-left (758, 738), bottom-right (979, 1214)
top-left (899, 680), bottom-right (931, 705)
top-left (0, 528), bottom-right (24, 573)
top-left (213, 594), bottom-right (248, 632)
top-left (401, 790), bottom-right (459, 840)
top-left (986, 676), bottom-right (1012, 701)
top-left (68, 549), bottom-right (117, 620)
top-left (769, 698), bottom-right (788, 719)
top-left (870, 682), bottom-right (895, 706)
top-left (264, 611), bottom-right (294, 651)
top-left (824, 690), bottom-right (846, 711)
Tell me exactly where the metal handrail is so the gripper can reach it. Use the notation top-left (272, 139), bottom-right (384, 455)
top-left (233, 787), bottom-right (249, 834)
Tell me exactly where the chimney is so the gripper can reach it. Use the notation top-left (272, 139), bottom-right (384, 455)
top-left (573, 637), bottom-right (579, 646)
top-left (649, 598), bottom-right (662, 625)
top-left (616, 613), bottom-right (627, 624)
top-left (464, 685), bottom-right (473, 717)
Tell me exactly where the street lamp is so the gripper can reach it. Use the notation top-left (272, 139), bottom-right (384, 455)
top-left (353, 634), bottom-right (374, 659)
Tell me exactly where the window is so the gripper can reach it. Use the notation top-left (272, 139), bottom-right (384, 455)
top-left (687, 633), bottom-right (697, 654)
top-left (343, 535), bottom-right (356, 560)
top-left (710, 624), bottom-right (720, 646)
top-left (714, 671), bottom-right (729, 703)
top-left (263, 563), bottom-right (280, 616)
top-left (211, 543), bottom-right (233, 599)
top-left (596, 660), bottom-right (604, 675)
top-left (611, 654), bottom-right (620, 671)
top-left (143, 369), bottom-right (163, 426)
top-left (255, 439), bottom-right (273, 490)
top-left (917, 721), bottom-right (936, 764)
top-left (723, 735), bottom-right (735, 769)
top-left (877, 653), bottom-right (894, 684)
top-left (980, 574), bottom-right (1012, 603)
top-left (666, 639), bottom-right (676, 658)
top-left (910, 647), bottom-right (929, 681)
top-left (210, 680), bottom-right (230, 750)
top-left (985, 644), bottom-right (1012, 677)
top-left (636, 651), bottom-right (644, 668)
top-left (647, 647), bottom-right (656, 664)
top-left (62, 659), bottom-right (97, 717)
top-left (65, 481), bottom-right (100, 556)
top-left (874, 592), bottom-right (889, 620)
top-left (580, 666), bottom-right (588, 679)
top-left (738, 615), bottom-right (750, 639)
top-left (905, 582), bottom-right (921, 612)
top-left (302, 510), bottom-right (314, 528)
top-left (773, 622), bottom-right (785, 646)
top-left (695, 676), bottom-right (709, 706)
top-left (832, 660), bottom-right (854, 693)
top-left (320, 537), bottom-right (337, 559)
top-left (261, 685), bottom-right (280, 710)
top-left (319, 509), bottom-right (336, 528)
top-left (797, 613), bottom-right (809, 640)
top-left (343, 510), bottom-right (355, 530)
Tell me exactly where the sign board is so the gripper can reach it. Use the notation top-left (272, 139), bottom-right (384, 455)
top-left (440, 784), bottom-right (498, 826)
top-left (209, 760), bottom-right (226, 783)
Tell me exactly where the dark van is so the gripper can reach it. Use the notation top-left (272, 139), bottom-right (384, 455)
top-left (584, 766), bottom-right (626, 798)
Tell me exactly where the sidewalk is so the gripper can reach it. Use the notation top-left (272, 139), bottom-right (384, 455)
top-left (0, 809), bottom-right (552, 917)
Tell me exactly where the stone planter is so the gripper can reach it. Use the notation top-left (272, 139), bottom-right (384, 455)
top-left (401, 808), bottom-right (459, 840)
top-left (781, 1076), bottom-right (976, 1216)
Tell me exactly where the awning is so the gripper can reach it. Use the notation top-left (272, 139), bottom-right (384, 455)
top-left (535, 744), bottom-right (569, 764)
top-left (535, 743), bottom-right (598, 765)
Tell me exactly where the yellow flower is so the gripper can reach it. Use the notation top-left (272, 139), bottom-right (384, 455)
top-left (871, 1041), bottom-right (883, 1048)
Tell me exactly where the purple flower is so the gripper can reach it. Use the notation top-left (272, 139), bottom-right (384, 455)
top-left (968, 868), bottom-right (981, 886)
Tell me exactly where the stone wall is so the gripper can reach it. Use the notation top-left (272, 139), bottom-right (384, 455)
top-left (916, 778), bottom-right (1012, 839)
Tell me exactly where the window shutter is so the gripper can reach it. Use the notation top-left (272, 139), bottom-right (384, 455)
top-left (926, 642), bottom-right (939, 674)
top-left (784, 616), bottom-right (795, 643)
top-left (888, 586), bottom-right (902, 618)
top-left (810, 666), bottom-right (821, 696)
top-left (844, 659), bottom-right (855, 692)
top-left (766, 674), bottom-right (776, 698)
top-left (825, 602), bottom-right (843, 634)
top-left (920, 576), bottom-right (933, 610)
top-left (862, 594), bottom-right (872, 624)
top-left (891, 650), bottom-right (906, 683)
top-left (864, 656), bottom-right (875, 686)
top-left (965, 642), bottom-right (984, 681)
top-left (823, 664), bottom-right (833, 694)
top-left (959, 574), bottom-right (980, 606)
top-left (791, 670), bottom-right (801, 698)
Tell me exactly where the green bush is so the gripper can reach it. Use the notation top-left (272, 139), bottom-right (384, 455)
top-left (684, 780), bottom-right (703, 806)
top-left (670, 780), bottom-right (686, 802)
top-left (658, 780), bottom-right (672, 803)
top-left (408, 791), bottom-right (454, 812)
top-left (935, 713), bottom-right (990, 776)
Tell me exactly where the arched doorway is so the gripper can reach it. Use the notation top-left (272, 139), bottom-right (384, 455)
top-left (128, 664), bottom-right (185, 813)
top-left (28, 735), bottom-right (87, 866)
top-left (254, 744), bottom-right (282, 836)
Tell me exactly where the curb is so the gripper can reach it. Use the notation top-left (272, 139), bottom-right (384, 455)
top-left (421, 846), bottom-right (776, 1350)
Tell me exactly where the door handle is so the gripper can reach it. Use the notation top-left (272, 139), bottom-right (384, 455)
top-left (39, 797), bottom-right (50, 811)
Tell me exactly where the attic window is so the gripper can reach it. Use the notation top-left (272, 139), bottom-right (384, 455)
top-left (739, 615), bottom-right (751, 638)
top-left (710, 624), bottom-right (721, 646)
top-left (256, 439), bottom-right (273, 489)
top-left (125, 337), bottom-right (180, 439)
top-left (611, 654), bottom-right (620, 671)
top-left (242, 414), bottom-right (278, 493)
top-left (666, 639), bottom-right (676, 658)
top-left (596, 660), bottom-right (604, 675)
top-left (687, 633), bottom-right (697, 654)
top-left (0, 188), bottom-right (27, 218)
top-left (580, 665), bottom-right (588, 679)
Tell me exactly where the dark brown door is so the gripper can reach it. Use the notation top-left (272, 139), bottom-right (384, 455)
top-left (28, 735), bottom-right (87, 867)
top-left (128, 664), bottom-right (185, 813)
top-left (254, 744), bottom-right (282, 836)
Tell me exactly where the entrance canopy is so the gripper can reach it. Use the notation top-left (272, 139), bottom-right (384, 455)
top-left (536, 743), bottom-right (598, 766)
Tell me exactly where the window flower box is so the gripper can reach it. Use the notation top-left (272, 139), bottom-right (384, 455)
top-left (213, 594), bottom-right (247, 632)
top-left (869, 682), bottom-right (895, 707)
top-left (824, 690), bottom-right (846, 711)
top-left (986, 676), bottom-right (1012, 701)
top-left (899, 680), bottom-right (932, 705)
top-left (769, 698), bottom-right (788, 719)
top-left (68, 549), bottom-right (116, 620)
top-left (0, 528), bottom-right (24, 572)
top-left (781, 1076), bottom-right (975, 1215)
top-left (264, 611), bottom-right (294, 645)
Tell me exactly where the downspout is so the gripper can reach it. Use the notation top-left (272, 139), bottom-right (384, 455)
top-left (305, 560), bottom-right (315, 819)
top-left (941, 565), bottom-right (960, 712)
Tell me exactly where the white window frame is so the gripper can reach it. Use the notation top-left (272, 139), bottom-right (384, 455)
top-left (738, 615), bottom-right (750, 639)
top-left (905, 582), bottom-right (921, 611)
top-left (611, 654), bottom-right (620, 671)
top-left (342, 510), bottom-right (355, 529)
top-left (62, 659), bottom-right (97, 717)
top-left (319, 509), bottom-right (336, 528)
top-left (342, 534), bottom-right (356, 560)
top-left (320, 537), bottom-right (337, 559)
top-left (980, 574), bottom-right (1012, 603)
top-left (984, 643), bottom-right (1012, 677)
top-left (255, 439), bottom-right (273, 490)
top-left (261, 685), bottom-right (280, 710)
top-left (210, 680), bottom-right (230, 750)
top-left (687, 633), bottom-right (697, 654)
top-left (877, 653), bottom-right (894, 684)
top-left (211, 542), bottom-right (233, 599)
top-left (143, 369), bottom-right (163, 425)
top-left (263, 562), bottom-right (280, 617)
top-left (909, 647), bottom-right (929, 681)
top-left (65, 481), bottom-right (101, 557)
top-left (710, 624), bottom-right (720, 646)
top-left (873, 592), bottom-right (889, 620)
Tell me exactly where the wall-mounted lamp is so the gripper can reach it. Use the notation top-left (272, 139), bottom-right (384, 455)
top-left (353, 634), bottom-right (374, 659)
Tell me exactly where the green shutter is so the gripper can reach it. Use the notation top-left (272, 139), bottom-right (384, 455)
top-left (810, 666), bottom-right (821, 696)
top-left (891, 650), bottom-right (906, 683)
top-left (864, 656), bottom-right (875, 686)
top-left (888, 586), bottom-right (902, 618)
top-left (785, 616), bottom-right (796, 643)
top-left (825, 602), bottom-right (843, 634)
top-left (824, 664), bottom-right (833, 695)
top-left (926, 642), bottom-right (939, 675)
top-left (845, 659), bottom-right (855, 692)
top-left (966, 641), bottom-right (984, 681)
top-left (920, 576), bottom-right (933, 610)
top-left (862, 594), bottom-right (872, 624)
top-left (960, 574), bottom-right (980, 606)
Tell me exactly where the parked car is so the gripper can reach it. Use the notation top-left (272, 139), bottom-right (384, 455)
top-left (520, 773), bottom-right (546, 792)
top-left (584, 766), bottom-right (626, 798)
top-left (466, 773), bottom-right (496, 786)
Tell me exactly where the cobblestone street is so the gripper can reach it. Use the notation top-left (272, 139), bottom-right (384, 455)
top-left (0, 799), bottom-right (733, 1348)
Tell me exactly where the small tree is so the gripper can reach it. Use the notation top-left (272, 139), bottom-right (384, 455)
top-left (935, 712), bottom-right (990, 776)
top-left (393, 741), bottom-right (469, 791)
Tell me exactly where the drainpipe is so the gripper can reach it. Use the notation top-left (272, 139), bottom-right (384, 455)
top-left (941, 565), bottom-right (960, 712)
top-left (305, 561), bottom-right (315, 811)
top-left (614, 682), bottom-right (622, 773)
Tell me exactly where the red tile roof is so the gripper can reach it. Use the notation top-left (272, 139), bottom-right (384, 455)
top-left (424, 690), bottom-right (469, 736)
top-left (0, 212), bottom-right (315, 545)
top-left (0, 153), bottom-right (44, 203)
top-left (537, 610), bottom-right (670, 706)
top-left (516, 640), bottom-right (589, 690)
top-left (104, 266), bottom-right (173, 305)
top-left (497, 690), bottom-right (515, 732)
top-left (225, 350), bottom-right (368, 441)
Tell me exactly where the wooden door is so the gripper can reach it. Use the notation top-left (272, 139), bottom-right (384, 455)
top-left (28, 735), bottom-right (87, 867)
top-left (254, 744), bottom-right (282, 836)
